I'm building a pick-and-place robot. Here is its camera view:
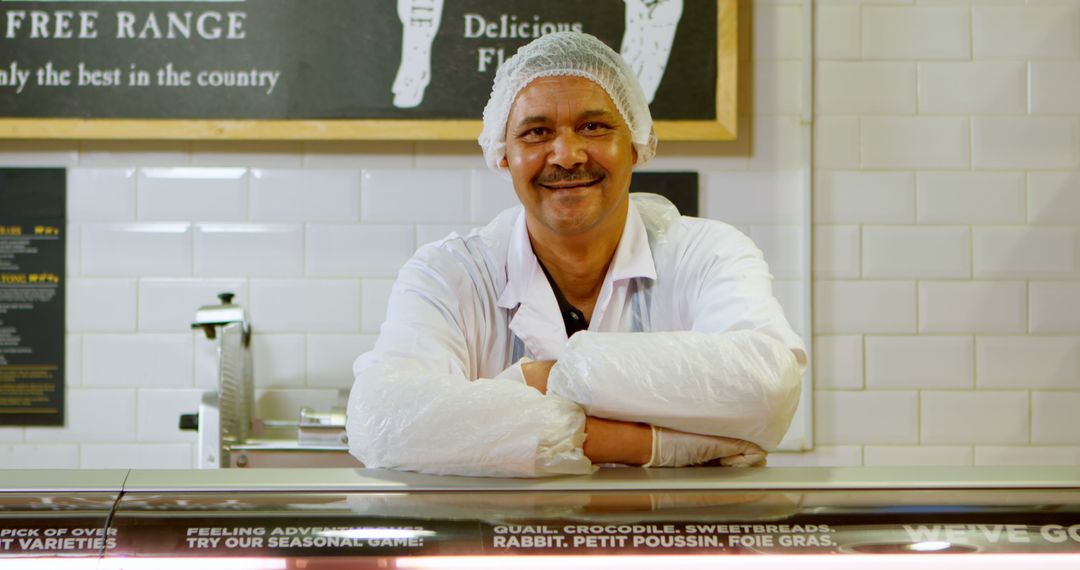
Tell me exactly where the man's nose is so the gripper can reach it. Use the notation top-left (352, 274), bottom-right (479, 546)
top-left (548, 130), bottom-right (587, 169)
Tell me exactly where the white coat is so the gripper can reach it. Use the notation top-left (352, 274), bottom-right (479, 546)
top-left (347, 193), bottom-right (806, 477)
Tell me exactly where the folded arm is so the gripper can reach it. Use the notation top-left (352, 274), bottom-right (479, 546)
top-left (346, 252), bottom-right (592, 478)
top-left (524, 360), bottom-right (766, 467)
top-left (545, 230), bottom-right (806, 451)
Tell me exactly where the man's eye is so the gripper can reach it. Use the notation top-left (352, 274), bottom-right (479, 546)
top-left (581, 122), bottom-right (610, 133)
top-left (521, 127), bottom-right (549, 139)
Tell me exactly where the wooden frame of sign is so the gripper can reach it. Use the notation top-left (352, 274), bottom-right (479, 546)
top-left (0, 0), bottom-right (736, 141)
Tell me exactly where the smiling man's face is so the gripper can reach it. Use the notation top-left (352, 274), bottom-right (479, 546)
top-left (501, 75), bottom-right (638, 240)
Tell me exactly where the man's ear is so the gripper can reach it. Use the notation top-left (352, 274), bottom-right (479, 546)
top-left (499, 155), bottom-right (509, 168)
top-left (632, 145), bottom-right (639, 165)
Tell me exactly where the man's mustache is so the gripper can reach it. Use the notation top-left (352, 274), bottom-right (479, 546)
top-left (535, 167), bottom-right (605, 186)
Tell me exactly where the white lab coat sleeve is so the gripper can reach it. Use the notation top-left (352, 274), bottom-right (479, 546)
top-left (546, 226), bottom-right (805, 451)
top-left (346, 249), bottom-right (592, 477)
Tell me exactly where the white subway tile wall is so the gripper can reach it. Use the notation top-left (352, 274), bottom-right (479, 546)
top-left (813, 116), bottom-right (860, 169)
top-left (812, 225), bottom-right (860, 279)
top-left (918, 281), bottom-right (1028, 333)
top-left (415, 224), bottom-right (483, 248)
top-left (194, 224), bottom-right (304, 276)
top-left (81, 223), bottom-right (193, 276)
top-left (306, 334), bottom-right (377, 389)
top-left (972, 117), bottom-right (1078, 169)
top-left (916, 171), bottom-right (1026, 225)
top-left (861, 226), bottom-right (970, 279)
top-left (82, 334), bottom-right (193, 388)
top-left (190, 142), bottom-right (304, 168)
top-left (972, 227), bottom-right (1079, 279)
top-left (0, 141), bottom-right (78, 166)
top-left (250, 334), bottom-right (307, 389)
top-left (68, 168), bottom-right (136, 221)
top-left (814, 171), bottom-right (915, 224)
top-left (65, 334), bottom-right (81, 388)
top-left (67, 278), bottom-right (137, 332)
top-left (863, 446), bottom-right (973, 467)
top-left (302, 141), bottom-right (415, 169)
top-left (815, 390), bottom-right (919, 445)
top-left (814, 281), bottom-right (917, 333)
top-left (1028, 172), bottom-right (1080, 225)
top-left (749, 116), bottom-right (805, 170)
top-left (815, 5), bottom-right (860, 61)
top-left (250, 169), bottom-right (360, 222)
top-left (975, 336), bottom-right (1080, 390)
top-left (361, 169), bottom-right (471, 222)
top-left (136, 389), bottom-right (202, 443)
top-left (816, 62), bottom-right (916, 114)
top-left (865, 336), bottom-right (974, 390)
top-left (249, 279), bottom-right (360, 333)
top-left (1030, 282), bottom-right (1080, 333)
top-left (193, 336), bottom-right (219, 390)
top-left (469, 170), bottom-right (521, 222)
top-left (921, 391), bottom-right (1030, 445)
top-left (1032, 392), bottom-right (1080, 445)
top-left (861, 116), bottom-right (970, 169)
top-left (974, 446), bottom-right (1080, 467)
top-left (971, 5), bottom-right (1080, 60)
top-left (753, 61), bottom-right (803, 115)
top-left (24, 390), bottom-right (136, 443)
top-left (0, 428), bottom-right (25, 443)
top-left (749, 225), bottom-right (803, 280)
top-left (918, 62), bottom-right (1027, 115)
top-left (3, 1), bottom-right (1076, 469)
top-left (813, 0), bottom-right (1080, 467)
top-left (813, 336), bottom-right (864, 390)
top-left (78, 142), bottom-right (189, 167)
top-left (66, 223), bottom-right (81, 277)
top-left (862, 6), bottom-right (971, 61)
top-left (137, 168), bottom-right (248, 221)
top-left (138, 278), bottom-right (248, 332)
top-left (360, 279), bottom-right (396, 335)
top-left (767, 445), bottom-right (862, 467)
top-left (305, 224), bottom-right (415, 277)
top-left (0, 445), bottom-right (80, 469)
top-left (79, 444), bottom-right (194, 469)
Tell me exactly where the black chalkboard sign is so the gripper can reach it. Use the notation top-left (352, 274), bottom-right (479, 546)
top-left (0, 0), bottom-right (737, 141)
top-left (630, 172), bottom-right (699, 217)
top-left (0, 169), bottom-right (66, 426)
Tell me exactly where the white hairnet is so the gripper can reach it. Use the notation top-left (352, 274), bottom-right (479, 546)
top-left (478, 31), bottom-right (658, 172)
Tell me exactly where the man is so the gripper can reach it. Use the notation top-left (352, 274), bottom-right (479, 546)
top-left (347, 32), bottom-right (805, 477)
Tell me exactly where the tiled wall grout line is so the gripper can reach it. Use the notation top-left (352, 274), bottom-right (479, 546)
top-left (968, 335), bottom-right (976, 390)
top-left (859, 334), bottom-right (867, 390)
top-left (968, 222), bottom-right (975, 280)
top-left (1026, 280), bottom-right (1032, 334)
top-left (913, 279), bottom-right (920, 334)
top-left (1025, 61), bottom-right (1032, 116)
top-left (246, 167), bottom-right (255, 222)
top-left (916, 389), bottom-right (922, 445)
top-left (972, 4), bottom-right (980, 63)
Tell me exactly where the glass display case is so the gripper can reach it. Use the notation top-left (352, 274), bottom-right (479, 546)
top-left (2, 467), bottom-right (1079, 568)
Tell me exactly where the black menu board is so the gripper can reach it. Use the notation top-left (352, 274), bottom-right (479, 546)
top-left (0, 169), bottom-right (65, 426)
top-left (0, 0), bottom-right (717, 120)
top-left (0, 1), bottom-right (736, 140)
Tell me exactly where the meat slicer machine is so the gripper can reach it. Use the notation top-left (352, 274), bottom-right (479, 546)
top-left (182, 293), bottom-right (361, 468)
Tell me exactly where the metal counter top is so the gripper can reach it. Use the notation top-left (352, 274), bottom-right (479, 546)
top-left (1, 466), bottom-right (1078, 494)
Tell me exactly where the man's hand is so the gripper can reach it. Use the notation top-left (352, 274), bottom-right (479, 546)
top-left (520, 361), bottom-right (650, 464)
top-left (582, 416), bottom-right (653, 465)
top-left (521, 359), bottom-right (555, 394)
top-left (647, 428), bottom-right (766, 467)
